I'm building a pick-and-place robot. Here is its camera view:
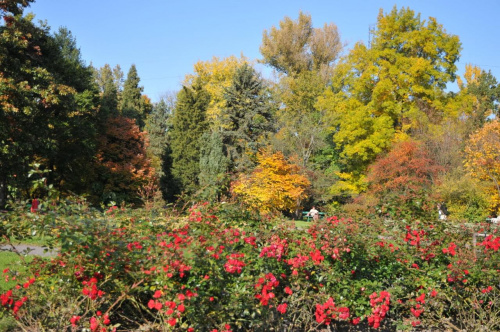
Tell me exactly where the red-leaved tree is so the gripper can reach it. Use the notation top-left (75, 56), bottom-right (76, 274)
top-left (94, 116), bottom-right (154, 205)
top-left (366, 140), bottom-right (442, 219)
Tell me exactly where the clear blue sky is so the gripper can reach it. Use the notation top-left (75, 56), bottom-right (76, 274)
top-left (29, 0), bottom-right (500, 102)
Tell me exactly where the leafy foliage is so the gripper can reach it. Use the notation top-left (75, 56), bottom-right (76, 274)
top-left (465, 120), bottom-right (500, 214)
top-left (184, 56), bottom-right (248, 131)
top-left (232, 150), bottom-right (310, 214)
top-left (365, 140), bottom-right (442, 219)
top-left (260, 11), bottom-right (342, 76)
top-left (318, 6), bottom-right (461, 195)
top-left (94, 116), bottom-right (154, 205)
top-left (120, 64), bottom-right (151, 129)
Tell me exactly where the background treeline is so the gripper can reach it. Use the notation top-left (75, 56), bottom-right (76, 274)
top-left (1, 1), bottom-right (499, 220)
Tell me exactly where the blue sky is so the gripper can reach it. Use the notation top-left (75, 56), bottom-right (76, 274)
top-left (29, 0), bottom-right (500, 102)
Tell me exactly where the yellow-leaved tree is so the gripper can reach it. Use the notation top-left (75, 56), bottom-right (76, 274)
top-left (184, 55), bottom-right (248, 130)
top-left (232, 150), bottom-right (310, 214)
top-left (464, 120), bottom-right (500, 214)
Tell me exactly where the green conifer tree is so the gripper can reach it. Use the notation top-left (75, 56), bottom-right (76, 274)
top-left (221, 64), bottom-right (275, 172)
top-left (169, 83), bottom-right (210, 195)
top-left (121, 64), bottom-right (148, 128)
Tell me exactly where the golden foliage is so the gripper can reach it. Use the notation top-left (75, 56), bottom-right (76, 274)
top-left (232, 150), bottom-right (310, 214)
top-left (184, 56), bottom-right (248, 129)
top-left (464, 120), bottom-right (500, 213)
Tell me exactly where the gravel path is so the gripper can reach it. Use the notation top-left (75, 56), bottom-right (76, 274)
top-left (0, 244), bottom-right (58, 257)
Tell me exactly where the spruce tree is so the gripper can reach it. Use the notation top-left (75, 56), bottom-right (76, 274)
top-left (121, 64), bottom-right (147, 128)
top-left (221, 64), bottom-right (275, 171)
top-left (145, 98), bottom-right (172, 174)
top-left (198, 131), bottom-right (229, 201)
top-left (169, 83), bottom-right (210, 195)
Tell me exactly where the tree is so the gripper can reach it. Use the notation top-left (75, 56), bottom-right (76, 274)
top-left (260, 11), bottom-right (342, 77)
top-left (260, 12), bottom-right (343, 205)
top-left (232, 150), bottom-right (310, 214)
top-left (198, 131), bottom-right (229, 201)
top-left (184, 56), bottom-right (248, 131)
top-left (0, 6), bottom-right (98, 207)
top-left (220, 64), bottom-right (275, 172)
top-left (169, 84), bottom-right (210, 195)
top-left (365, 140), bottom-right (442, 219)
top-left (121, 64), bottom-right (150, 129)
top-left (464, 120), bottom-right (500, 214)
top-left (93, 64), bottom-right (120, 119)
top-left (317, 6), bottom-right (461, 195)
top-left (449, 64), bottom-right (500, 134)
top-left (144, 96), bottom-right (173, 174)
top-left (94, 116), bottom-right (153, 206)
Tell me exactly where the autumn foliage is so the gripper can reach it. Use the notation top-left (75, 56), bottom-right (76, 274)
top-left (465, 120), bottom-right (500, 213)
top-left (366, 140), bottom-right (442, 218)
top-left (95, 116), bottom-right (154, 205)
top-left (232, 150), bottom-right (310, 214)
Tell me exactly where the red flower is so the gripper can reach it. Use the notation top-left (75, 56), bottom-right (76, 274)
top-left (277, 303), bottom-right (287, 314)
top-left (70, 315), bottom-right (81, 326)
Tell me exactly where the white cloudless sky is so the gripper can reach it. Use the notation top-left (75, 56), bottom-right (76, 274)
top-left (28, 0), bottom-right (500, 102)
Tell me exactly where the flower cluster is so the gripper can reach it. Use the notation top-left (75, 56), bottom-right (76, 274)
top-left (367, 291), bottom-right (390, 329)
top-left (259, 236), bottom-right (288, 261)
top-left (315, 297), bottom-right (350, 325)
top-left (82, 277), bottom-right (105, 300)
top-left (442, 242), bottom-right (457, 256)
top-left (224, 253), bottom-right (246, 274)
top-left (254, 273), bottom-right (279, 306)
top-left (404, 227), bottom-right (426, 247)
top-left (478, 235), bottom-right (500, 251)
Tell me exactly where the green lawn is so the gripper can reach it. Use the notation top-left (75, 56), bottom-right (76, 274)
top-left (0, 251), bottom-right (34, 291)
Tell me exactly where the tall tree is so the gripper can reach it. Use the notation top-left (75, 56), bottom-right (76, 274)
top-left (0, 5), bottom-right (98, 207)
top-left (464, 120), bottom-right (500, 214)
top-left (260, 12), bottom-right (343, 204)
top-left (145, 96), bottom-right (172, 174)
top-left (44, 27), bottom-right (99, 194)
top-left (94, 116), bottom-right (153, 206)
top-left (450, 64), bottom-right (500, 134)
top-left (169, 84), bottom-right (210, 195)
top-left (220, 64), bottom-right (275, 172)
top-left (121, 64), bottom-right (149, 128)
top-left (317, 6), bottom-right (461, 195)
top-left (94, 64), bottom-right (120, 119)
top-left (184, 56), bottom-right (248, 131)
top-left (198, 131), bottom-right (229, 201)
top-left (260, 11), bottom-right (342, 77)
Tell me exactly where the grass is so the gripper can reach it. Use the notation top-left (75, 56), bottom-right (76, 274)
top-left (294, 219), bottom-right (312, 229)
top-left (0, 251), bottom-right (34, 291)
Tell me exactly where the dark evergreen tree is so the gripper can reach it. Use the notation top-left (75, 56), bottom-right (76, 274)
top-left (145, 97), bottom-right (172, 174)
top-left (121, 64), bottom-right (148, 128)
top-left (169, 84), bottom-right (210, 195)
top-left (45, 27), bottom-right (99, 194)
top-left (198, 131), bottom-right (229, 201)
top-left (160, 144), bottom-right (180, 202)
top-left (0, 6), bottom-right (98, 207)
top-left (94, 64), bottom-right (119, 120)
top-left (221, 64), bottom-right (275, 171)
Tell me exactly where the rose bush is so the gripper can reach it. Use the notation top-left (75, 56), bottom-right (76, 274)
top-left (1, 199), bottom-right (499, 331)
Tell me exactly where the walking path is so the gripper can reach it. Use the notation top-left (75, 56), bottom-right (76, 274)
top-left (0, 244), bottom-right (58, 257)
